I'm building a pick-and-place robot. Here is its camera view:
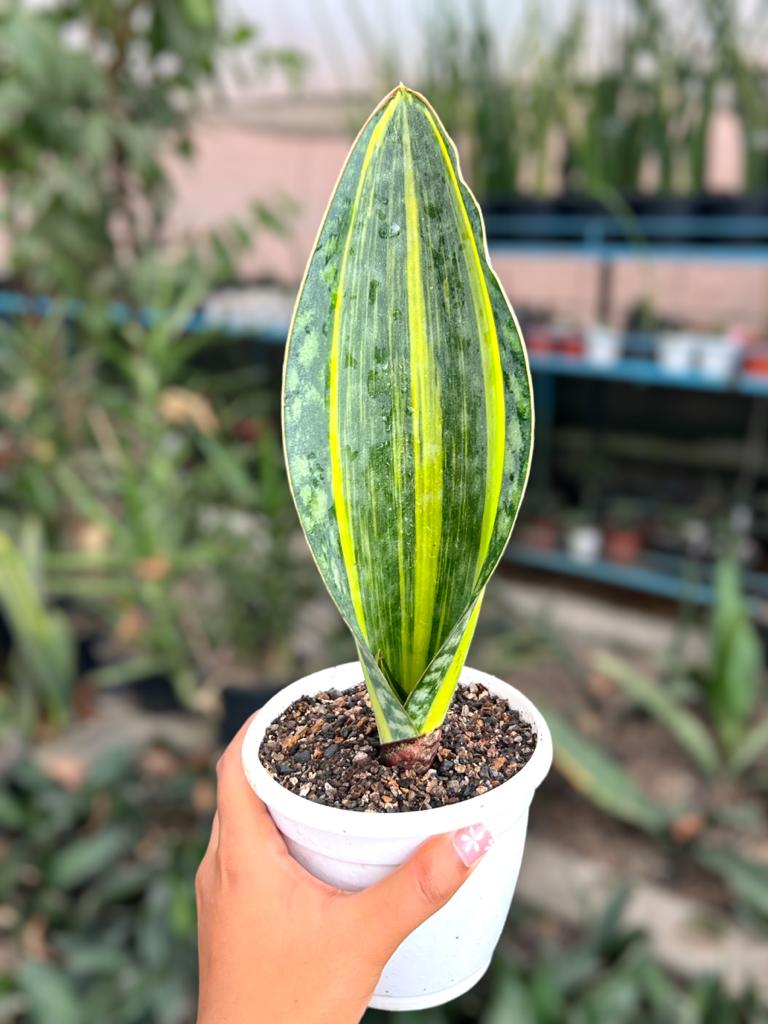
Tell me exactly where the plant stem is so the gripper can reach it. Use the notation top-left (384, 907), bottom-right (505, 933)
top-left (379, 728), bottom-right (442, 771)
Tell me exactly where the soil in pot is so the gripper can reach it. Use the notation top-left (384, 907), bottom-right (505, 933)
top-left (258, 681), bottom-right (537, 812)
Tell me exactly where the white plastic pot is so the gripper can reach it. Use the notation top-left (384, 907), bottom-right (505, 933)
top-left (585, 325), bottom-right (622, 366)
top-left (697, 336), bottom-right (740, 380)
top-left (242, 662), bottom-right (552, 1012)
top-left (565, 523), bottom-right (602, 564)
top-left (656, 332), bottom-right (698, 374)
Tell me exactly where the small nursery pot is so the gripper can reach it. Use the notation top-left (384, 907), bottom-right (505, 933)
top-left (242, 662), bottom-right (552, 1013)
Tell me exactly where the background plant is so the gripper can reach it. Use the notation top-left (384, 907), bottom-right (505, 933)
top-left (370, 0), bottom-right (768, 201)
top-left (0, 0), bottom-right (313, 721)
top-left (2, 752), bottom-right (765, 1024)
top-left (0, 523), bottom-right (76, 733)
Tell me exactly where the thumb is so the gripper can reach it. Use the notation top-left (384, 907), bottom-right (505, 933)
top-left (356, 823), bottom-right (494, 957)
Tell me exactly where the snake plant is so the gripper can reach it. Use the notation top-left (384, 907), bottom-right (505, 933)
top-left (282, 86), bottom-right (533, 767)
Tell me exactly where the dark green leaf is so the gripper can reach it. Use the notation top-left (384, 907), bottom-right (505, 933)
top-left (543, 704), bottom-right (670, 833)
top-left (49, 827), bottom-right (134, 889)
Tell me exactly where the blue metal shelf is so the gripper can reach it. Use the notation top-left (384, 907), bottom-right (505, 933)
top-left (490, 241), bottom-right (768, 263)
top-left (529, 355), bottom-right (768, 396)
top-left (0, 289), bottom-right (289, 345)
top-left (505, 545), bottom-right (768, 614)
top-left (4, 288), bottom-right (767, 395)
top-left (485, 212), bottom-right (768, 264)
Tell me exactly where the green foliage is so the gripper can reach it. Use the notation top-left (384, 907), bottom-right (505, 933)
top-left (708, 560), bottom-right (764, 758)
top-left (365, 893), bottom-right (768, 1023)
top-left (0, 0), bottom-right (311, 723)
top-left (541, 704), bottom-right (671, 833)
top-left (0, 0), bottom-right (299, 303)
top-left (379, 0), bottom-right (766, 199)
top-left (595, 652), bottom-right (720, 776)
top-left (550, 560), bottom-right (768, 924)
top-left (3, 755), bottom-right (765, 1024)
top-left (0, 523), bottom-right (76, 731)
top-left (695, 845), bottom-right (768, 926)
top-left (0, 751), bottom-right (210, 1024)
top-left (414, 3), bottom-right (583, 200)
top-left (597, 560), bottom-right (767, 775)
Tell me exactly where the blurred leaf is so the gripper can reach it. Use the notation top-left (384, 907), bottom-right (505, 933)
top-left (18, 961), bottom-right (80, 1024)
top-left (49, 827), bottom-right (134, 889)
top-left (596, 652), bottom-right (719, 776)
top-left (84, 746), bottom-right (139, 791)
top-left (482, 971), bottom-right (536, 1024)
top-left (709, 560), bottom-right (763, 756)
top-left (0, 789), bottom-right (25, 829)
top-left (86, 656), bottom-right (166, 691)
top-left (695, 845), bottom-right (768, 921)
top-left (731, 715), bottom-right (768, 775)
top-left (542, 704), bottom-right (670, 833)
top-left (589, 887), bottom-right (636, 959)
top-left (60, 942), bottom-right (129, 976)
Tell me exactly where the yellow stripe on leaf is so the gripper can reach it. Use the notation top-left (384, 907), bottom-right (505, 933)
top-left (402, 97), bottom-right (443, 687)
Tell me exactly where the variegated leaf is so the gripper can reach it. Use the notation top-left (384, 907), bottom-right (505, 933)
top-left (283, 85), bottom-right (533, 741)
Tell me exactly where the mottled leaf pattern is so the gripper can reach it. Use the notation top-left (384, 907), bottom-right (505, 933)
top-left (283, 86), bottom-right (533, 741)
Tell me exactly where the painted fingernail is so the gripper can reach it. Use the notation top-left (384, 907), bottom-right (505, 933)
top-left (452, 823), bottom-right (494, 867)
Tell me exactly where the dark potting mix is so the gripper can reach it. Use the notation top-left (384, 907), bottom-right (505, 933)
top-left (259, 681), bottom-right (537, 812)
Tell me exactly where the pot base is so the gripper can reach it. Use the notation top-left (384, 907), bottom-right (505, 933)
top-left (368, 957), bottom-right (491, 1012)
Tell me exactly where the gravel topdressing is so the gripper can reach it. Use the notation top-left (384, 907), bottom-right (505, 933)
top-left (258, 680), bottom-right (537, 812)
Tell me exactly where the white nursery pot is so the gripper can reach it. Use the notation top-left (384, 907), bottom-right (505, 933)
top-left (697, 336), bottom-right (739, 380)
top-left (565, 523), bottom-right (602, 564)
top-left (585, 325), bottom-right (622, 366)
top-left (657, 332), bottom-right (698, 374)
top-left (242, 661), bottom-right (552, 1013)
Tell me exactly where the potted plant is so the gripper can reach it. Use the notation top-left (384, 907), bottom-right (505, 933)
top-left (656, 330), bottom-right (699, 375)
top-left (563, 509), bottom-right (602, 565)
top-left (697, 332), bottom-right (741, 381)
top-left (515, 492), bottom-right (561, 552)
top-left (240, 86), bottom-right (552, 1011)
top-left (585, 323), bottom-right (622, 366)
top-left (603, 498), bottom-right (645, 566)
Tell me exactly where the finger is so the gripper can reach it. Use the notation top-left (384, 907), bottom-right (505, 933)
top-left (353, 823), bottom-right (494, 958)
top-left (215, 713), bottom-right (286, 859)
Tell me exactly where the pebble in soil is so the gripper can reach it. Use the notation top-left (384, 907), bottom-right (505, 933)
top-left (258, 681), bottom-right (537, 812)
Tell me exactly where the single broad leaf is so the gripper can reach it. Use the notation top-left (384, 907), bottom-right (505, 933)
top-left (0, 789), bottom-right (25, 830)
top-left (695, 845), bottom-right (768, 920)
top-left (709, 560), bottom-right (763, 755)
top-left (283, 86), bottom-right (533, 741)
top-left (481, 971), bottom-right (537, 1024)
top-left (596, 652), bottom-right (719, 776)
top-left (732, 715), bottom-right (768, 774)
top-left (18, 961), bottom-right (80, 1024)
top-left (542, 705), bottom-right (670, 834)
top-left (48, 827), bottom-right (134, 889)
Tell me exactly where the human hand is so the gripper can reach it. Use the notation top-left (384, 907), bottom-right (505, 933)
top-left (195, 716), bottom-right (493, 1024)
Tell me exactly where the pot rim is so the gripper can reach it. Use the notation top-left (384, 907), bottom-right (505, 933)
top-left (241, 661), bottom-right (553, 839)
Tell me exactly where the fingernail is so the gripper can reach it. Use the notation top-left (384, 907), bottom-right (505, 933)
top-left (452, 823), bottom-right (494, 867)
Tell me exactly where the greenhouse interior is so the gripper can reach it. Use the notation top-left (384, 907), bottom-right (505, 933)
top-left (2, 1), bottom-right (768, 1021)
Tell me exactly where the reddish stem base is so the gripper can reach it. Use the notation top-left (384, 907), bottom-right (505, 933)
top-left (379, 729), bottom-right (442, 771)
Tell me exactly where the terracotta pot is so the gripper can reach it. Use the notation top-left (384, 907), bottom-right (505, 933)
top-left (604, 528), bottom-right (644, 565)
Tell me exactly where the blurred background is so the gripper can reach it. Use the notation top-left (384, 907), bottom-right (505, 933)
top-left (1, 0), bottom-right (768, 1020)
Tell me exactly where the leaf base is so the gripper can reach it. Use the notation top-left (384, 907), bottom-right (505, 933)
top-left (379, 729), bottom-right (442, 771)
